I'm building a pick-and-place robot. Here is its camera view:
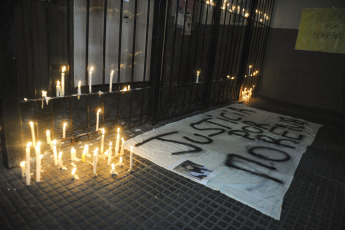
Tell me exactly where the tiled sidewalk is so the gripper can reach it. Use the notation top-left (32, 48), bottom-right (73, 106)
top-left (0, 97), bottom-right (344, 229)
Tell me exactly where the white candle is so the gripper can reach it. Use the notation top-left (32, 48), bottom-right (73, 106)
top-left (129, 146), bottom-right (133, 172)
top-left (128, 85), bottom-right (130, 91)
top-left (29, 121), bottom-right (36, 147)
top-left (71, 147), bottom-right (76, 161)
top-left (108, 142), bottom-right (112, 165)
top-left (93, 149), bottom-right (98, 176)
top-left (42, 90), bottom-right (47, 109)
top-left (77, 81), bottom-right (81, 95)
top-left (120, 137), bottom-right (124, 156)
top-left (71, 167), bottom-right (76, 180)
top-left (249, 65), bottom-right (253, 76)
top-left (52, 140), bottom-right (58, 166)
top-left (196, 70), bottom-right (200, 83)
top-left (63, 123), bottom-right (67, 139)
top-left (61, 66), bottom-right (66, 96)
top-left (35, 142), bottom-right (41, 182)
top-left (89, 66), bottom-right (93, 93)
top-left (96, 109), bottom-right (101, 131)
top-left (26, 142), bottom-right (31, 185)
top-left (118, 156), bottom-right (123, 167)
top-left (111, 163), bottom-right (117, 175)
top-left (46, 130), bottom-right (51, 145)
top-left (115, 138), bottom-right (120, 157)
top-left (58, 151), bottom-right (63, 169)
top-left (20, 161), bottom-right (26, 177)
top-left (82, 144), bottom-right (88, 162)
top-left (56, 81), bottom-right (61, 97)
top-left (101, 128), bottom-right (105, 153)
top-left (109, 70), bottom-right (114, 92)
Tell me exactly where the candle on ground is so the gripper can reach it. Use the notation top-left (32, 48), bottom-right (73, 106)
top-left (93, 149), bottom-right (98, 176)
top-left (20, 161), bottom-right (26, 177)
top-left (26, 142), bottom-right (31, 185)
top-left (77, 81), bottom-right (81, 95)
top-left (129, 146), bottom-right (133, 172)
top-left (111, 163), bottom-right (117, 175)
top-left (71, 167), bottom-right (76, 180)
top-left (46, 130), bottom-right (51, 145)
top-left (42, 90), bottom-right (47, 109)
top-left (63, 123), bottom-right (67, 139)
top-left (89, 66), bottom-right (93, 93)
top-left (196, 70), bottom-right (200, 83)
top-left (108, 142), bottom-right (112, 165)
top-left (61, 66), bottom-right (66, 96)
top-left (29, 121), bottom-right (36, 146)
top-left (53, 140), bottom-right (58, 166)
top-left (82, 144), bottom-right (88, 162)
top-left (109, 70), bottom-right (114, 92)
top-left (56, 81), bottom-right (61, 97)
top-left (101, 128), bottom-right (105, 153)
top-left (35, 142), bottom-right (41, 182)
top-left (120, 138), bottom-right (124, 156)
top-left (96, 109), bottom-right (101, 131)
top-left (248, 65), bottom-right (253, 76)
top-left (58, 152), bottom-right (63, 169)
top-left (115, 137), bottom-right (120, 157)
top-left (118, 156), bottom-right (123, 167)
top-left (71, 147), bottom-right (76, 161)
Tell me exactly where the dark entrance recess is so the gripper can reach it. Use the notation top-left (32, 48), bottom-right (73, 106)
top-left (0, 0), bottom-right (274, 168)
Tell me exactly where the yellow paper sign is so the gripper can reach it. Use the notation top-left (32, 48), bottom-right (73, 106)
top-left (295, 8), bottom-right (345, 54)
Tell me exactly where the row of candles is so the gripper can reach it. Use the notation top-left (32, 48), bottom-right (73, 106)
top-left (206, 0), bottom-right (271, 23)
top-left (20, 126), bottom-right (133, 185)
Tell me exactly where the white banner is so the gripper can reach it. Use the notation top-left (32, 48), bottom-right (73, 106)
top-left (125, 104), bottom-right (322, 220)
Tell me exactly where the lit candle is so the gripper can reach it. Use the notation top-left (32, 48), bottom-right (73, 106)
top-left (35, 142), bottom-right (41, 182)
top-left (26, 142), bottom-right (31, 185)
top-left (109, 70), bottom-right (114, 92)
top-left (42, 90), bottom-right (47, 109)
top-left (20, 161), bottom-right (26, 177)
top-left (56, 80), bottom-right (61, 97)
top-left (129, 146), bottom-right (133, 172)
top-left (82, 144), bottom-right (88, 162)
top-left (63, 122), bottom-right (67, 139)
top-left (118, 156), bottom-right (123, 167)
top-left (52, 140), bottom-right (58, 166)
top-left (101, 128), bottom-right (105, 153)
top-left (46, 130), bottom-right (51, 146)
top-left (115, 131), bottom-right (120, 157)
top-left (29, 121), bottom-right (36, 147)
top-left (111, 163), bottom-right (117, 175)
top-left (249, 65), bottom-right (253, 76)
top-left (120, 137), bottom-right (124, 156)
top-left (93, 148), bottom-right (98, 176)
top-left (96, 109), bottom-right (101, 131)
top-left (196, 70), bottom-right (200, 83)
top-left (128, 85), bottom-right (130, 91)
top-left (71, 167), bottom-right (76, 180)
top-left (89, 66), bottom-right (93, 93)
top-left (58, 151), bottom-right (63, 169)
top-left (71, 147), bottom-right (76, 161)
top-left (61, 66), bottom-right (66, 96)
top-left (108, 142), bottom-right (112, 165)
top-left (77, 81), bottom-right (81, 95)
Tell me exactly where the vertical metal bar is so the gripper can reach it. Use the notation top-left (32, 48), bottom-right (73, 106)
top-left (45, 0), bottom-right (52, 96)
top-left (139, 0), bottom-right (151, 124)
top-left (28, 0), bottom-right (37, 98)
top-left (128, 0), bottom-right (138, 127)
top-left (167, 0), bottom-right (181, 117)
top-left (86, 95), bottom-right (90, 139)
top-left (177, 0), bottom-right (189, 86)
top-left (67, 0), bottom-right (73, 141)
top-left (149, 0), bottom-right (168, 123)
top-left (85, 0), bottom-right (90, 87)
top-left (102, 0), bottom-right (107, 127)
top-left (116, 0), bottom-right (124, 124)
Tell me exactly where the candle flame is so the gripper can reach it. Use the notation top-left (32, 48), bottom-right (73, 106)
top-left (104, 150), bottom-right (109, 156)
top-left (109, 142), bottom-right (112, 146)
top-left (46, 130), bottom-right (50, 135)
top-left (78, 81), bottom-right (81, 87)
top-left (53, 140), bottom-right (57, 145)
top-left (57, 81), bottom-right (60, 87)
top-left (37, 141), bottom-right (41, 147)
top-left (20, 161), bottom-right (26, 167)
top-left (112, 163), bottom-right (115, 169)
top-left (71, 167), bottom-right (76, 175)
top-left (89, 66), bottom-right (94, 72)
top-left (196, 70), bottom-right (200, 75)
top-left (58, 151), bottom-right (62, 158)
top-left (29, 121), bottom-right (34, 127)
top-left (97, 109), bottom-right (101, 113)
top-left (63, 122), bottom-right (67, 127)
top-left (102, 128), bottom-right (105, 135)
top-left (111, 70), bottom-right (114, 74)
top-left (27, 142), bottom-right (32, 148)
top-left (42, 90), bottom-right (47, 98)
top-left (249, 65), bottom-right (253, 68)
top-left (231, 76), bottom-right (235, 80)
top-left (94, 147), bottom-right (98, 156)
top-left (121, 137), bottom-right (124, 142)
top-left (245, 13), bottom-right (249, 17)
top-left (119, 156), bottom-right (122, 163)
top-left (62, 66), bottom-right (66, 73)
top-left (130, 146), bottom-right (133, 151)
top-left (24, 98), bottom-right (28, 101)
top-left (117, 128), bottom-right (120, 134)
top-left (71, 147), bottom-right (75, 152)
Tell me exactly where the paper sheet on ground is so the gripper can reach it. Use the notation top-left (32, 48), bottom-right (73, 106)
top-left (124, 104), bottom-right (322, 220)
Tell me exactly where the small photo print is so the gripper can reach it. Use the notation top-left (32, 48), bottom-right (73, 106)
top-left (173, 160), bottom-right (213, 181)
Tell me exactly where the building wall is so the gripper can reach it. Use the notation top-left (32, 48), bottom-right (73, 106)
top-left (258, 0), bottom-right (345, 112)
